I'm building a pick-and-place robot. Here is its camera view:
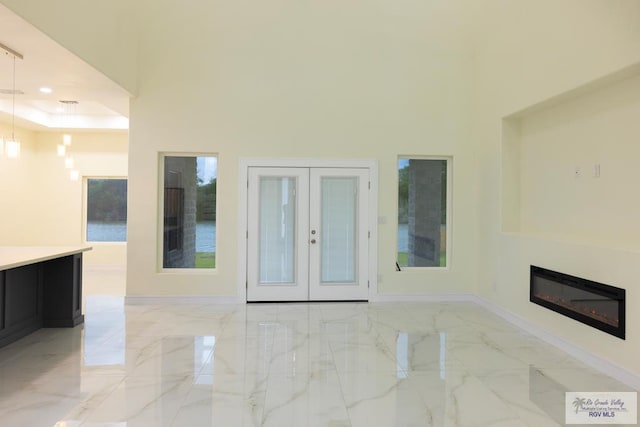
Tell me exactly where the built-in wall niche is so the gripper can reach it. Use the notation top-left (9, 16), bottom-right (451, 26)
top-left (501, 64), bottom-right (640, 250)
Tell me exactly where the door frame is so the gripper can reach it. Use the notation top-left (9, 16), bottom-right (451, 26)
top-left (237, 158), bottom-right (378, 302)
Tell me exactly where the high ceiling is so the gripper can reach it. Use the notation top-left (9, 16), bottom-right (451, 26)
top-left (0, 3), bottom-right (130, 131)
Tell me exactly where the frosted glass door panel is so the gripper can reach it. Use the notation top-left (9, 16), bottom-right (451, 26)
top-left (247, 167), bottom-right (309, 302)
top-left (248, 166), bottom-right (368, 302)
top-left (320, 177), bottom-right (357, 283)
top-left (259, 177), bottom-right (296, 284)
top-left (309, 168), bottom-right (369, 301)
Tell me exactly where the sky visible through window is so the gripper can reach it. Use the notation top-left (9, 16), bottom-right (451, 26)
top-left (197, 157), bottom-right (217, 183)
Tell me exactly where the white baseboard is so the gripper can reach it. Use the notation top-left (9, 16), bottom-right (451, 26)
top-left (125, 295), bottom-right (243, 305)
top-left (84, 265), bottom-right (126, 271)
top-left (371, 293), bottom-right (476, 303)
top-left (474, 295), bottom-right (640, 391)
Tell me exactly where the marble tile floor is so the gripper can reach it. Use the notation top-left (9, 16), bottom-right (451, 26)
top-left (0, 296), bottom-right (636, 427)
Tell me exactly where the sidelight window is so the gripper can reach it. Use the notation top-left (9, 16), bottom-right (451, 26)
top-left (162, 155), bottom-right (217, 269)
top-left (397, 158), bottom-right (449, 268)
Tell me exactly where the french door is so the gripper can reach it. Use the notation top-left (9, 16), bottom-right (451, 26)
top-left (247, 167), bottom-right (369, 301)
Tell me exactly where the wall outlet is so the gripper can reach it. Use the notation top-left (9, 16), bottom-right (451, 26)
top-left (574, 166), bottom-right (581, 178)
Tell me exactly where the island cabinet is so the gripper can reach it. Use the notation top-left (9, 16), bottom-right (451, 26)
top-left (42, 253), bottom-right (84, 327)
top-left (0, 247), bottom-right (89, 349)
top-left (0, 263), bottom-right (43, 348)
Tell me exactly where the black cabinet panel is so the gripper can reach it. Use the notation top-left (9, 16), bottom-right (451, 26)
top-left (43, 254), bottom-right (84, 327)
top-left (0, 264), bottom-right (43, 348)
top-left (5, 264), bottom-right (42, 327)
top-left (0, 272), bottom-right (4, 331)
top-left (73, 254), bottom-right (82, 320)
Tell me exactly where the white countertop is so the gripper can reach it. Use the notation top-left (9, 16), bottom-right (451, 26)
top-left (0, 246), bottom-right (92, 270)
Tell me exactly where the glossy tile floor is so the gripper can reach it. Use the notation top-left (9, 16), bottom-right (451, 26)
top-left (0, 296), bottom-right (636, 427)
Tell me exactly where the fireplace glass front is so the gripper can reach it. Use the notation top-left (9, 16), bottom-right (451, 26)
top-left (530, 266), bottom-right (625, 339)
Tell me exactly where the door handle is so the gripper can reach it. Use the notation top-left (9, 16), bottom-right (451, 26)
top-left (310, 239), bottom-right (317, 244)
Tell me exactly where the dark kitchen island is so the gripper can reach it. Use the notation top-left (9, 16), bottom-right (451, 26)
top-left (0, 246), bottom-right (91, 349)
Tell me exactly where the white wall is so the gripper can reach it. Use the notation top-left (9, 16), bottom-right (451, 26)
top-left (0, 124), bottom-right (38, 241)
top-left (0, 124), bottom-right (128, 266)
top-left (127, 0), bottom-right (478, 297)
top-left (472, 0), bottom-right (640, 374)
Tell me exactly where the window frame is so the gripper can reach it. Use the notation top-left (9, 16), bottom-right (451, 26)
top-left (396, 155), bottom-right (452, 271)
top-left (158, 152), bottom-right (218, 273)
top-left (82, 176), bottom-right (128, 245)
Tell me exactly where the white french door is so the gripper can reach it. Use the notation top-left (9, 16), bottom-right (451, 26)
top-left (247, 167), bottom-right (369, 301)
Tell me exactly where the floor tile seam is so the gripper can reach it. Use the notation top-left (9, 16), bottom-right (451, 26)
top-left (330, 363), bottom-right (354, 427)
top-left (470, 377), bottom-right (559, 425)
top-left (400, 352), bottom-right (469, 376)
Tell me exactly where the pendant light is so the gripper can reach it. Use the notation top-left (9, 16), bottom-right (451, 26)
top-left (58, 100), bottom-right (79, 181)
top-left (1, 42), bottom-right (23, 159)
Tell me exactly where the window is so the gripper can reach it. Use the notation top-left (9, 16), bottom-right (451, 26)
top-left (86, 178), bottom-right (127, 242)
top-left (397, 158), bottom-right (448, 268)
top-left (162, 155), bottom-right (217, 269)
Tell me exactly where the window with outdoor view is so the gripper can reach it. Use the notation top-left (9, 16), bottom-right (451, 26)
top-left (397, 158), bottom-right (448, 268)
top-left (86, 178), bottom-right (127, 242)
top-left (162, 155), bottom-right (217, 269)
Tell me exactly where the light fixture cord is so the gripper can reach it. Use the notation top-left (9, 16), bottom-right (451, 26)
top-left (11, 55), bottom-right (15, 140)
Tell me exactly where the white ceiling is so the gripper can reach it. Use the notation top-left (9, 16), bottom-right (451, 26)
top-left (0, 3), bottom-right (130, 131)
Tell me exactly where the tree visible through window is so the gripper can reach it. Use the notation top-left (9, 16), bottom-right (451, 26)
top-left (86, 178), bottom-right (127, 242)
top-left (398, 158), bottom-right (448, 267)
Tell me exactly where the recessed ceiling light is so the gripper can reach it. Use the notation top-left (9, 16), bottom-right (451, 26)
top-left (40, 86), bottom-right (53, 94)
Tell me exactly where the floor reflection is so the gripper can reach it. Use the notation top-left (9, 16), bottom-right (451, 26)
top-left (529, 365), bottom-right (567, 424)
top-left (0, 298), bottom-right (635, 426)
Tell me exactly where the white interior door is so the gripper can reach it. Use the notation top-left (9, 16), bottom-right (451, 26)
top-left (247, 167), bottom-right (369, 302)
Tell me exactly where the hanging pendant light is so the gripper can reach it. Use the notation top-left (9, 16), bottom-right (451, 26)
top-left (57, 102), bottom-right (79, 179)
top-left (58, 102), bottom-right (78, 179)
top-left (1, 42), bottom-right (23, 159)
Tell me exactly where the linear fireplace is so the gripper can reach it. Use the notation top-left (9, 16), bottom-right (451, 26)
top-left (530, 266), bottom-right (625, 339)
